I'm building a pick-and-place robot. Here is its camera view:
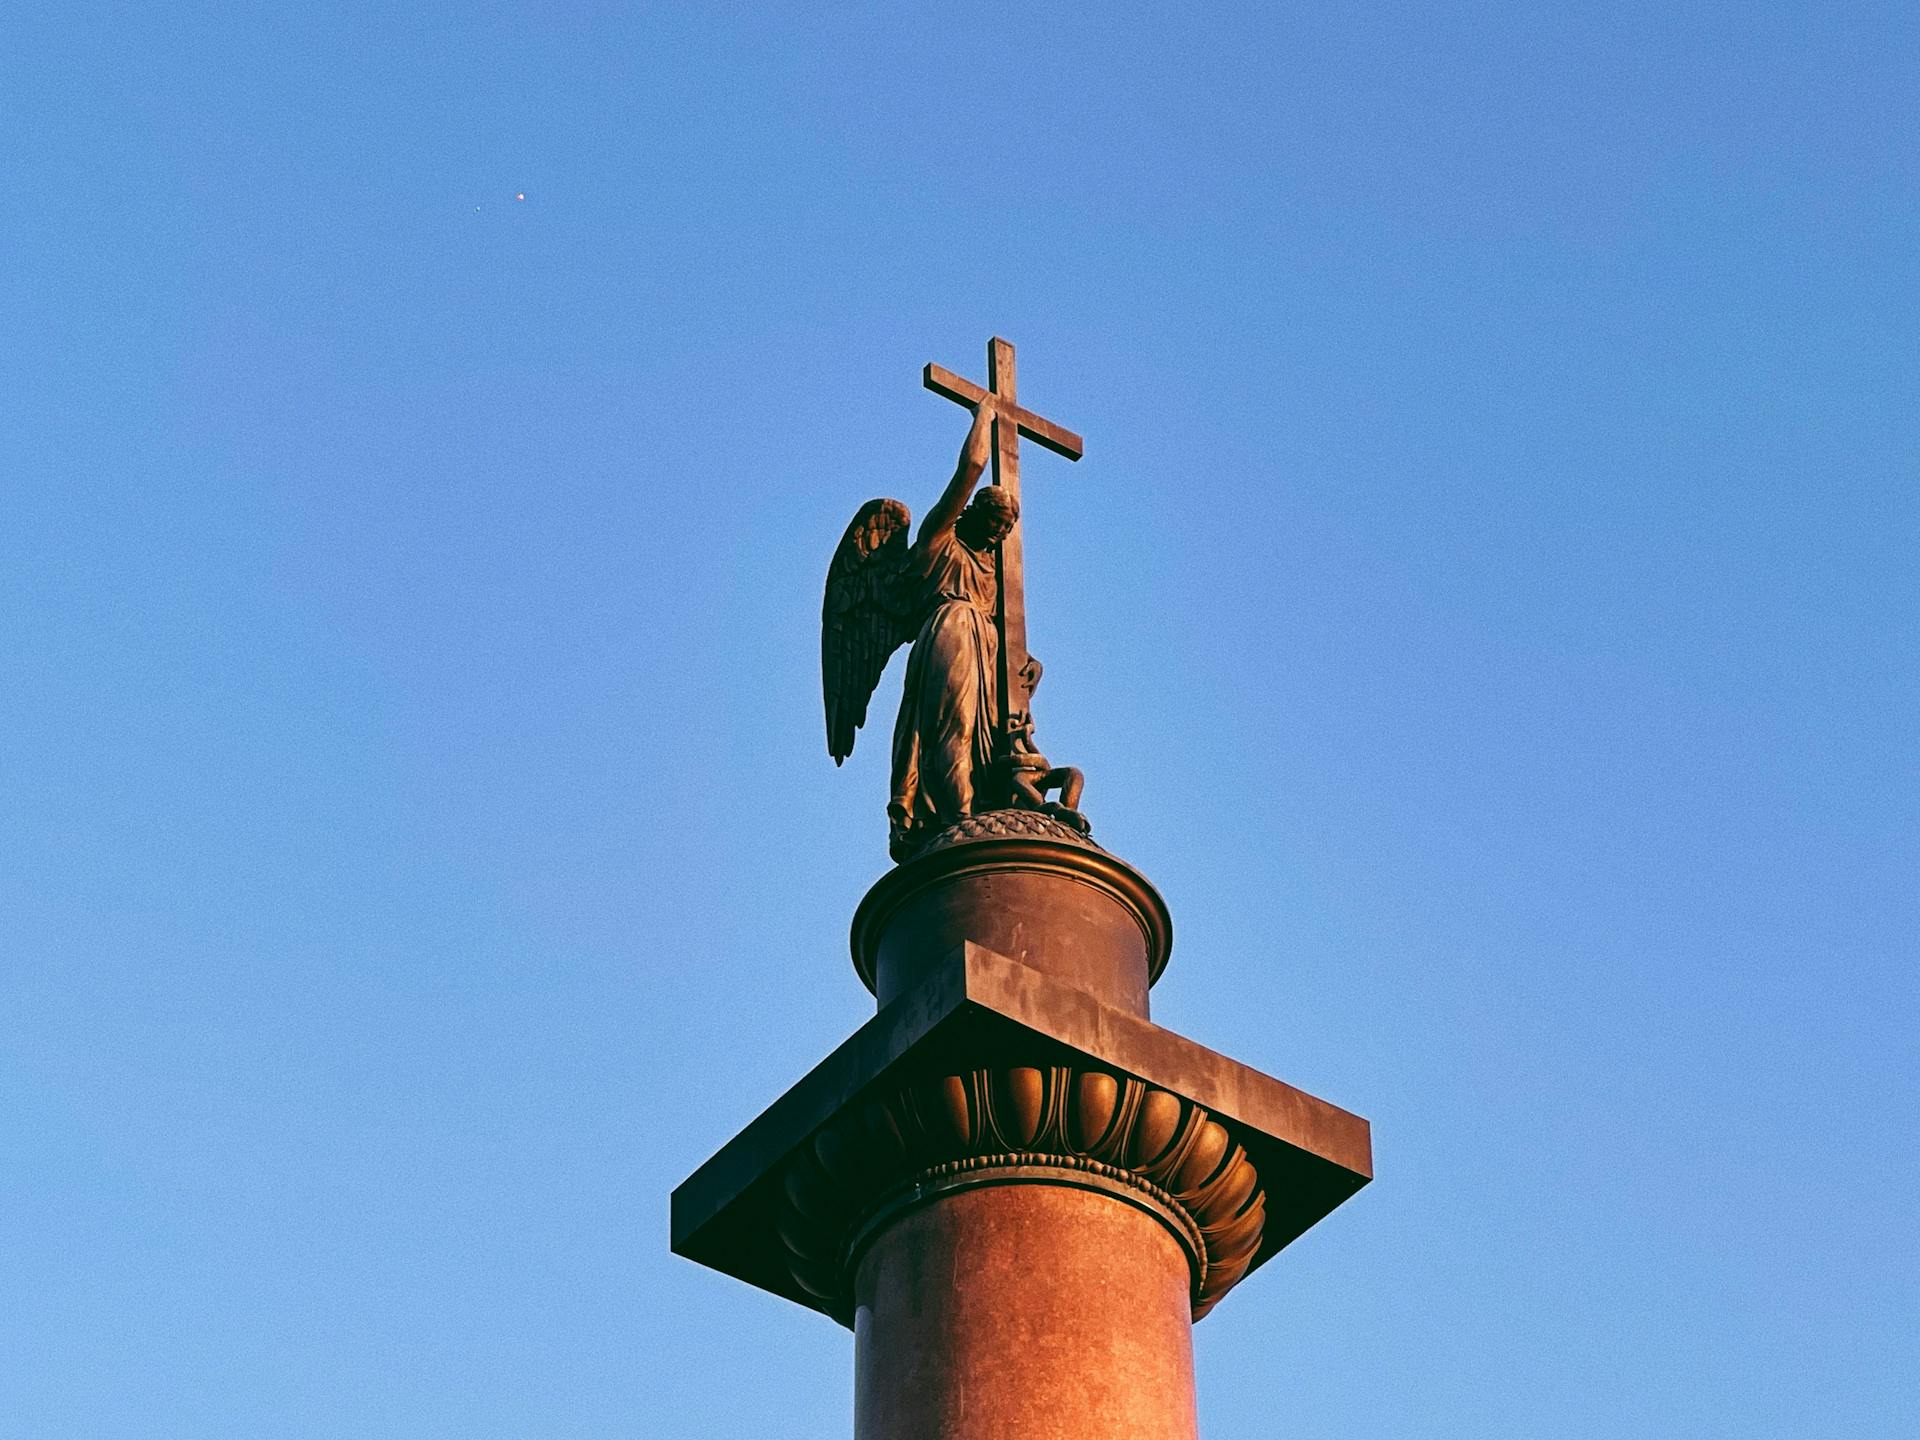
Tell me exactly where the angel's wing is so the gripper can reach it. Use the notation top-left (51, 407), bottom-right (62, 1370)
top-left (822, 498), bottom-right (914, 764)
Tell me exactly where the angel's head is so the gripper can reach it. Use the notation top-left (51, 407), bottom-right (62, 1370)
top-left (957, 485), bottom-right (1019, 550)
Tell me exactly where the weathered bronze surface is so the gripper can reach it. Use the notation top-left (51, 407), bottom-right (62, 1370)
top-left (822, 339), bottom-right (1088, 860)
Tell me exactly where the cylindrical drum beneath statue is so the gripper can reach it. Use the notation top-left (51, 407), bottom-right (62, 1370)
top-left (851, 811), bottom-right (1173, 1020)
top-left (851, 1180), bottom-right (1199, 1440)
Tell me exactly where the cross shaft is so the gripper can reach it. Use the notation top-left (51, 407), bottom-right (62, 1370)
top-left (922, 337), bottom-right (1083, 761)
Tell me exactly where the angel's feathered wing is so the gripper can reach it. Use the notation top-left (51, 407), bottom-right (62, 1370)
top-left (822, 498), bottom-right (915, 764)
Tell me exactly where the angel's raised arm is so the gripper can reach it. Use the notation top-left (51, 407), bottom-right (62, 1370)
top-left (915, 403), bottom-right (996, 546)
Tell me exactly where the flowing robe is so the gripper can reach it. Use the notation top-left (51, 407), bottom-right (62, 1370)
top-left (889, 528), bottom-right (1000, 832)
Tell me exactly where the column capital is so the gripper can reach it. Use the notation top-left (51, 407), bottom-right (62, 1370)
top-left (671, 942), bottom-right (1371, 1329)
top-left (781, 1063), bottom-right (1267, 1320)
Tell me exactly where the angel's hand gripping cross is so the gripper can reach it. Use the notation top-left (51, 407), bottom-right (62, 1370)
top-left (820, 340), bottom-right (1087, 860)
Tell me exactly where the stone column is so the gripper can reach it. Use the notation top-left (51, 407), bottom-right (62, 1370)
top-left (852, 1180), bottom-right (1199, 1440)
top-left (671, 810), bottom-right (1373, 1438)
top-left (829, 817), bottom-right (1219, 1440)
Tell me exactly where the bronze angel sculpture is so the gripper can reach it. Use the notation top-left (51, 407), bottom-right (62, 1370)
top-left (823, 403), bottom-right (1086, 860)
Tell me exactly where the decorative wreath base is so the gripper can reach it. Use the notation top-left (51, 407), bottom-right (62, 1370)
top-left (898, 806), bottom-right (1100, 862)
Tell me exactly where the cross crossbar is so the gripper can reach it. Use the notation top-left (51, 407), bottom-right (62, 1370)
top-left (922, 365), bottom-right (1086, 461)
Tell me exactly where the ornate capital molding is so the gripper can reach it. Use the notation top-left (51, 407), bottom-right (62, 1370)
top-left (776, 1065), bottom-right (1266, 1320)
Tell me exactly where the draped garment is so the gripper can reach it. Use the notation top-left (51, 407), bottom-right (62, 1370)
top-left (889, 529), bottom-right (1000, 830)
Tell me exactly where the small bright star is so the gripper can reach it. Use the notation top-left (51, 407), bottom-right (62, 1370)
top-left (516, 192), bottom-right (526, 201)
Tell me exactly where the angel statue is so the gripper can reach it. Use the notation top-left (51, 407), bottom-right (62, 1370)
top-left (823, 403), bottom-right (1086, 859)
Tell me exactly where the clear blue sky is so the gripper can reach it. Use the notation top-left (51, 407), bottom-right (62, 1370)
top-left (3, 3), bottom-right (1913, 1436)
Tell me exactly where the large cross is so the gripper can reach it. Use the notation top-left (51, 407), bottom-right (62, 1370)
top-left (924, 336), bottom-right (1084, 759)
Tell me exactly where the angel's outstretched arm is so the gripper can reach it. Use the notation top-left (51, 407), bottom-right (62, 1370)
top-left (916, 403), bottom-right (995, 545)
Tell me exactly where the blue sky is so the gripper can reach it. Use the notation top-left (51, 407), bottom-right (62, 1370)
top-left (2, 3), bottom-right (1913, 1435)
